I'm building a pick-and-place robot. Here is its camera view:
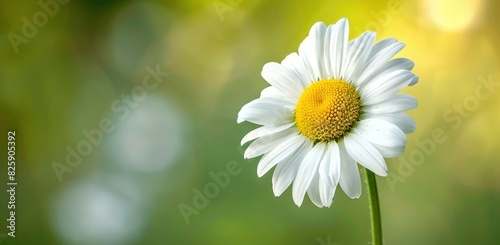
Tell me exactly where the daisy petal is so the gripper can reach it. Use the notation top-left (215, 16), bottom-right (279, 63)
top-left (307, 172), bottom-right (324, 207)
top-left (354, 119), bottom-right (406, 147)
top-left (260, 86), bottom-right (283, 99)
top-left (368, 38), bottom-right (397, 56)
top-left (359, 70), bottom-right (414, 105)
top-left (356, 42), bottom-right (405, 88)
top-left (244, 127), bottom-right (298, 159)
top-left (237, 97), bottom-right (295, 125)
top-left (323, 25), bottom-right (333, 79)
top-left (281, 53), bottom-right (312, 89)
top-left (272, 140), bottom-right (313, 196)
top-left (241, 122), bottom-right (295, 145)
top-left (354, 38), bottom-right (396, 80)
top-left (319, 141), bottom-right (341, 186)
top-left (362, 94), bottom-right (418, 114)
top-left (344, 133), bottom-right (388, 176)
top-left (330, 18), bottom-right (349, 79)
top-left (297, 36), bottom-right (317, 82)
top-left (257, 134), bottom-right (305, 177)
top-left (299, 22), bottom-right (327, 81)
top-left (338, 141), bottom-right (362, 198)
top-left (319, 177), bottom-right (336, 207)
top-left (357, 58), bottom-right (415, 89)
top-left (262, 62), bottom-right (304, 98)
top-left (384, 58), bottom-right (415, 71)
top-left (344, 31), bottom-right (376, 83)
top-left (370, 144), bottom-right (405, 158)
top-left (292, 143), bottom-right (326, 206)
top-left (354, 119), bottom-right (407, 158)
top-left (409, 75), bottom-right (419, 86)
top-left (310, 22), bottom-right (327, 79)
top-left (364, 112), bottom-right (416, 134)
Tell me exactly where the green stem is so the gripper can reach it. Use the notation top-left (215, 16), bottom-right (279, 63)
top-left (365, 168), bottom-right (383, 245)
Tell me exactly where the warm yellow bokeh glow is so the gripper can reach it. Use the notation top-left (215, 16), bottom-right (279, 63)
top-left (423, 0), bottom-right (484, 31)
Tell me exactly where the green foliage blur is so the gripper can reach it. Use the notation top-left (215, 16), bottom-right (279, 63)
top-left (1, 0), bottom-right (500, 244)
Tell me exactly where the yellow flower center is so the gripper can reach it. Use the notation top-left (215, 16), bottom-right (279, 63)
top-left (295, 79), bottom-right (361, 142)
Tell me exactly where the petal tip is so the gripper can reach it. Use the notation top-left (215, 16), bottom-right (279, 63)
top-left (336, 18), bottom-right (348, 26)
top-left (409, 75), bottom-right (419, 86)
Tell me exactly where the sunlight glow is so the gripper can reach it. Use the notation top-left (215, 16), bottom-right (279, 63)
top-left (423, 0), bottom-right (484, 31)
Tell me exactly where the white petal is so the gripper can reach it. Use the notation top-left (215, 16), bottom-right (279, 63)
top-left (281, 53), bottom-right (312, 89)
top-left (241, 122), bottom-right (295, 145)
top-left (362, 94), bottom-right (417, 114)
top-left (319, 142), bottom-right (341, 186)
top-left (306, 172), bottom-right (324, 207)
top-left (370, 144), bottom-right (405, 158)
top-left (330, 18), bottom-right (349, 79)
top-left (353, 119), bottom-right (407, 158)
top-left (368, 38), bottom-right (398, 57)
top-left (409, 75), bottom-right (419, 86)
top-left (323, 25), bottom-right (333, 79)
top-left (299, 22), bottom-right (327, 80)
top-left (364, 112), bottom-right (416, 134)
top-left (257, 134), bottom-right (305, 177)
top-left (343, 31), bottom-right (376, 83)
top-left (297, 37), bottom-right (317, 84)
top-left (353, 38), bottom-right (397, 82)
top-left (357, 58), bottom-right (415, 90)
top-left (260, 86), bottom-right (283, 99)
top-left (244, 127), bottom-right (297, 159)
top-left (384, 58), bottom-right (414, 71)
top-left (261, 62), bottom-right (304, 98)
top-left (359, 70), bottom-right (414, 105)
top-left (354, 119), bottom-right (406, 147)
top-left (356, 42), bottom-right (405, 88)
top-left (310, 22), bottom-right (327, 79)
top-left (272, 140), bottom-right (313, 196)
top-left (344, 133), bottom-right (388, 176)
top-left (292, 143), bottom-right (325, 207)
top-left (319, 177), bottom-right (336, 207)
top-left (237, 97), bottom-right (294, 125)
top-left (338, 141), bottom-right (362, 198)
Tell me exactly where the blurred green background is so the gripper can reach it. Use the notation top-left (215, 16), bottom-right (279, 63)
top-left (1, 0), bottom-right (500, 244)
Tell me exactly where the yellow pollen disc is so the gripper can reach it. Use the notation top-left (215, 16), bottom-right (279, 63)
top-left (295, 79), bottom-right (361, 142)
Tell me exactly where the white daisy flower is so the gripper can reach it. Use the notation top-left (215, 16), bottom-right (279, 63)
top-left (237, 18), bottom-right (418, 207)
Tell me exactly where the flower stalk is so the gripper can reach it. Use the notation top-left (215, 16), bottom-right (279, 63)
top-left (365, 168), bottom-right (383, 245)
